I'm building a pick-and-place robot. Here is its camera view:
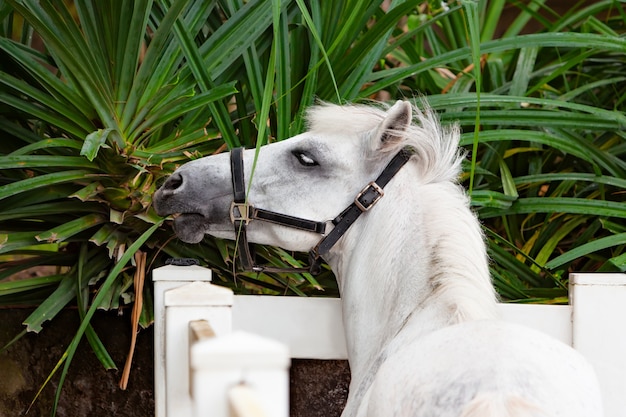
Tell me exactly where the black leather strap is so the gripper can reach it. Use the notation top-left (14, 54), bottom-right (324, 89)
top-left (230, 148), bottom-right (258, 271)
top-left (253, 208), bottom-right (326, 233)
top-left (231, 147), bottom-right (246, 204)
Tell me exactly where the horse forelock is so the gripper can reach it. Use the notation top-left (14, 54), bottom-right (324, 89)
top-left (305, 100), bottom-right (465, 184)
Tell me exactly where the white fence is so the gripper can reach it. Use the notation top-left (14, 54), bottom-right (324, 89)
top-left (153, 265), bottom-right (626, 417)
top-left (153, 266), bottom-right (289, 417)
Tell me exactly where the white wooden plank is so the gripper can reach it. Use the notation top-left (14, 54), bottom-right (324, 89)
top-left (233, 296), bottom-right (347, 359)
top-left (232, 295), bottom-right (573, 359)
top-left (571, 273), bottom-right (626, 417)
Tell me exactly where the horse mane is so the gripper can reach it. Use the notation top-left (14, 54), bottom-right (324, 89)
top-left (305, 100), bottom-right (465, 185)
top-left (307, 100), bottom-right (498, 322)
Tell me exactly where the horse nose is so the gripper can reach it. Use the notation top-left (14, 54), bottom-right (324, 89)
top-left (159, 171), bottom-right (184, 195)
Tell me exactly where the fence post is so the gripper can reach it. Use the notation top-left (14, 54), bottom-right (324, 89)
top-left (153, 265), bottom-right (233, 417)
top-left (570, 273), bottom-right (626, 417)
top-left (190, 330), bottom-right (290, 417)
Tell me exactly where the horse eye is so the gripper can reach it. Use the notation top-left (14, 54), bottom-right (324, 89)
top-left (292, 151), bottom-right (319, 167)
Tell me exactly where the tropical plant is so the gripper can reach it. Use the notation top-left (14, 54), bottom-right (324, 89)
top-left (0, 0), bottom-right (624, 414)
top-left (401, 0), bottom-right (626, 301)
top-left (359, 0), bottom-right (626, 301)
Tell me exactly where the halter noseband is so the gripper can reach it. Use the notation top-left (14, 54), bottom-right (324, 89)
top-left (229, 147), bottom-right (412, 275)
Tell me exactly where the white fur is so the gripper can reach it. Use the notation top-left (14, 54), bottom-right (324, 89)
top-left (460, 393), bottom-right (549, 417)
top-left (156, 100), bottom-right (604, 417)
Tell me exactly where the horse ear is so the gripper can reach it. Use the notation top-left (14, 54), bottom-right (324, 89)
top-left (374, 100), bottom-right (412, 149)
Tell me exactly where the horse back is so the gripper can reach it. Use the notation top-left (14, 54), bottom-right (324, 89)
top-left (360, 320), bottom-right (602, 417)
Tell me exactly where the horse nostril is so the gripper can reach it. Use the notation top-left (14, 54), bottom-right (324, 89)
top-left (163, 172), bottom-right (184, 192)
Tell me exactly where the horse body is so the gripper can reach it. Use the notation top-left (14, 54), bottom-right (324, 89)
top-left (326, 160), bottom-right (599, 417)
top-left (153, 100), bottom-right (603, 416)
top-left (363, 320), bottom-right (600, 417)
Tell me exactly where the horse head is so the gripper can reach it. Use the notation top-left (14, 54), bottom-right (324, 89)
top-left (153, 101), bottom-right (413, 252)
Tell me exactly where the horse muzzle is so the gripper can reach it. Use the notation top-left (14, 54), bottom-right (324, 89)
top-left (153, 168), bottom-right (233, 243)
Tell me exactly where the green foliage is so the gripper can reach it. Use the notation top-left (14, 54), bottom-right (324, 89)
top-left (0, 0), bottom-right (625, 413)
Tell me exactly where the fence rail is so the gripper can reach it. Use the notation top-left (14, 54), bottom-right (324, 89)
top-left (153, 266), bottom-right (626, 417)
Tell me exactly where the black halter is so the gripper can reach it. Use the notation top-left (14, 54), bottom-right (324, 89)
top-left (229, 147), bottom-right (412, 275)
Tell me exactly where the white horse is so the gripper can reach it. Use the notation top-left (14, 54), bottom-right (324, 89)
top-left (153, 100), bottom-right (603, 417)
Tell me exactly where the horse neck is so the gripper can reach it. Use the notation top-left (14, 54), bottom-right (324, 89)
top-left (326, 166), bottom-right (498, 384)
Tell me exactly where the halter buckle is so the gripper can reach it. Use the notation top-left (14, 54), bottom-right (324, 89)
top-left (230, 202), bottom-right (253, 224)
top-left (355, 182), bottom-right (384, 212)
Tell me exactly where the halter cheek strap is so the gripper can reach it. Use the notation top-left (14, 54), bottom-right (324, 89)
top-left (312, 149), bottom-right (412, 260)
top-left (229, 147), bottom-right (412, 275)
